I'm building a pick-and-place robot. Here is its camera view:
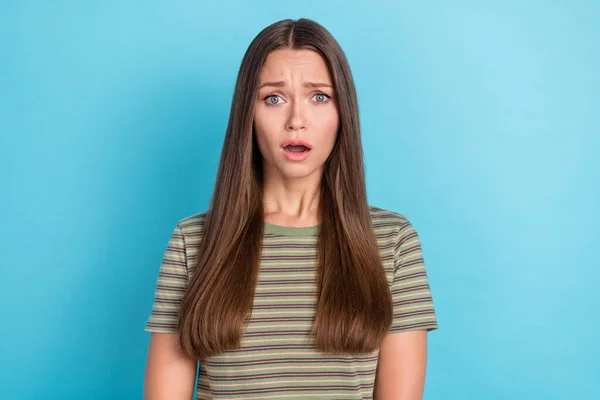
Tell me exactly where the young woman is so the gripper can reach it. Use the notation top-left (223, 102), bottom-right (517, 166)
top-left (144, 18), bottom-right (438, 400)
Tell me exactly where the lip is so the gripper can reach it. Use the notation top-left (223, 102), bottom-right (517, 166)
top-left (281, 139), bottom-right (312, 162)
top-left (281, 139), bottom-right (313, 149)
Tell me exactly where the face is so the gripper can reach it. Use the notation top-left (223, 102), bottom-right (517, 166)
top-left (253, 48), bottom-right (339, 181)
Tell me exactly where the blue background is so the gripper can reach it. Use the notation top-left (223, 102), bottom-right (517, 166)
top-left (1, 1), bottom-right (598, 399)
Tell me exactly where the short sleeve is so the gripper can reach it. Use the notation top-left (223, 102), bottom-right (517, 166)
top-left (389, 218), bottom-right (438, 333)
top-left (145, 223), bottom-right (189, 333)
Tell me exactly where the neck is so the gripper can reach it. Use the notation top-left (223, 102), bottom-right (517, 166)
top-left (261, 166), bottom-right (322, 227)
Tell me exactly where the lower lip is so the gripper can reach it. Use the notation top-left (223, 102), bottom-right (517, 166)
top-left (281, 147), bottom-right (311, 162)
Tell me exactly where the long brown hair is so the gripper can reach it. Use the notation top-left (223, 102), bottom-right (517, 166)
top-left (178, 18), bottom-right (393, 359)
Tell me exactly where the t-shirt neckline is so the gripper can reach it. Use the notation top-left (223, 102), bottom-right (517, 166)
top-left (264, 221), bottom-right (320, 236)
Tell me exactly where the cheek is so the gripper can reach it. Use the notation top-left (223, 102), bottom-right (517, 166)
top-left (314, 103), bottom-right (338, 125)
top-left (254, 106), bottom-right (282, 137)
top-left (314, 107), bottom-right (339, 146)
top-left (253, 108), bottom-right (277, 159)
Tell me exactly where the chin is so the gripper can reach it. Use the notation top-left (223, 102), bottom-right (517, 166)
top-left (279, 165), bottom-right (318, 180)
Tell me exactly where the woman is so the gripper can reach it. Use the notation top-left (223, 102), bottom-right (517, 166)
top-left (144, 18), bottom-right (438, 399)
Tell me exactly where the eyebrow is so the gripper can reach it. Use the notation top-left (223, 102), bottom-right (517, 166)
top-left (258, 81), bottom-right (333, 89)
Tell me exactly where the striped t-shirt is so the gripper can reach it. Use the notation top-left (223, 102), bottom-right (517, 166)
top-left (145, 205), bottom-right (438, 399)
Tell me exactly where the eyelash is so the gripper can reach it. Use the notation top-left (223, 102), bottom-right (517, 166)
top-left (263, 92), bottom-right (332, 106)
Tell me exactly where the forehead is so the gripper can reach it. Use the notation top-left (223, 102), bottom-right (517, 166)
top-left (259, 49), bottom-right (332, 83)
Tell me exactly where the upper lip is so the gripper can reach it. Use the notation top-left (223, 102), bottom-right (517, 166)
top-left (282, 139), bottom-right (312, 149)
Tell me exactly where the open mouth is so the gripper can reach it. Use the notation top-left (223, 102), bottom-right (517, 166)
top-left (284, 144), bottom-right (310, 153)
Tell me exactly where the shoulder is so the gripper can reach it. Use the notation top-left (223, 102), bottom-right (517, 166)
top-left (174, 207), bottom-right (415, 239)
top-left (368, 205), bottom-right (421, 251)
top-left (368, 205), bottom-right (418, 269)
top-left (368, 204), bottom-right (412, 234)
top-left (174, 211), bottom-right (208, 241)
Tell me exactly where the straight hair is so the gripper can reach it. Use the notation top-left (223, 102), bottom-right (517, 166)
top-left (178, 18), bottom-right (393, 360)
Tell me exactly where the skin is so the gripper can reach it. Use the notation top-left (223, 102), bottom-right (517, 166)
top-left (144, 333), bottom-right (196, 400)
top-left (254, 48), bottom-right (339, 227)
top-left (374, 330), bottom-right (429, 400)
top-left (144, 48), bottom-right (428, 399)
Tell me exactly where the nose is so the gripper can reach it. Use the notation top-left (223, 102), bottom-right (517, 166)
top-left (286, 100), bottom-right (306, 131)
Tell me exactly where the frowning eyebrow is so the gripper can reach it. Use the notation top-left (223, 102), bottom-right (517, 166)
top-left (258, 81), bottom-right (333, 89)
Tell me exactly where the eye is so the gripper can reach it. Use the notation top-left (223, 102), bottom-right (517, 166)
top-left (264, 95), bottom-right (284, 105)
top-left (311, 93), bottom-right (331, 103)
